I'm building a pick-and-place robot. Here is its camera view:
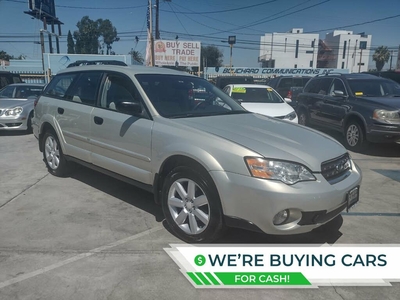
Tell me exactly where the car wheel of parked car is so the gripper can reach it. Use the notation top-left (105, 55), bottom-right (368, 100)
top-left (26, 111), bottom-right (33, 134)
top-left (344, 121), bottom-right (366, 151)
top-left (42, 130), bottom-right (70, 177)
top-left (298, 110), bottom-right (309, 126)
top-left (161, 166), bottom-right (225, 243)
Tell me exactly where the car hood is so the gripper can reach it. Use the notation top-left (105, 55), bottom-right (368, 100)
top-left (0, 99), bottom-right (34, 109)
top-left (173, 113), bottom-right (347, 171)
top-left (240, 102), bottom-right (294, 117)
top-left (358, 96), bottom-right (400, 109)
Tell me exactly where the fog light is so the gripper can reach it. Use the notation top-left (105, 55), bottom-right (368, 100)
top-left (273, 209), bottom-right (290, 225)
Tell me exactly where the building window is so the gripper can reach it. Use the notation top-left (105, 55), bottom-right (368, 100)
top-left (306, 50), bottom-right (313, 54)
top-left (295, 40), bottom-right (299, 58)
top-left (343, 41), bottom-right (347, 59)
top-left (310, 61), bottom-right (313, 68)
top-left (294, 64), bottom-right (298, 68)
top-left (311, 40), bottom-right (315, 48)
top-left (341, 62), bottom-right (345, 69)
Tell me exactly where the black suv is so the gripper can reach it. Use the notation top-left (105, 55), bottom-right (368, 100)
top-left (296, 73), bottom-right (400, 150)
top-left (267, 76), bottom-right (311, 108)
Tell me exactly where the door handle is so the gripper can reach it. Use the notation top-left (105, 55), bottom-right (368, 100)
top-left (57, 107), bottom-right (64, 114)
top-left (94, 116), bottom-right (103, 125)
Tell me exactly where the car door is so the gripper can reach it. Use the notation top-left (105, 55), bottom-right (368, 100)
top-left (44, 71), bottom-right (102, 162)
top-left (90, 72), bottom-right (153, 185)
top-left (319, 78), bottom-right (349, 129)
top-left (305, 77), bottom-right (334, 125)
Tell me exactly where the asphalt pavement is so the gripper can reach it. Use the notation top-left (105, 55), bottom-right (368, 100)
top-left (0, 130), bottom-right (399, 300)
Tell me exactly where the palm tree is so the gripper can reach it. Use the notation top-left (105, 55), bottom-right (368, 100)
top-left (373, 46), bottom-right (390, 71)
top-left (129, 50), bottom-right (144, 65)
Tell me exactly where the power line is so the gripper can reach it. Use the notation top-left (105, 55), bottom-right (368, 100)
top-left (3, 0), bottom-right (146, 10)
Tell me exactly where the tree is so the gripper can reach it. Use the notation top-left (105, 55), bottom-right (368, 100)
top-left (67, 30), bottom-right (75, 54)
top-left (192, 45), bottom-right (224, 72)
top-left (129, 50), bottom-right (144, 64)
top-left (0, 50), bottom-right (14, 61)
top-left (373, 46), bottom-right (390, 71)
top-left (98, 19), bottom-right (119, 55)
top-left (73, 16), bottom-right (100, 54)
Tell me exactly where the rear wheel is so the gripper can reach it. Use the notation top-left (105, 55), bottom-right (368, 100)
top-left (42, 129), bottom-right (70, 176)
top-left (161, 166), bottom-right (225, 243)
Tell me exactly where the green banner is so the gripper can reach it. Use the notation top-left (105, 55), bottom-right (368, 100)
top-left (187, 272), bottom-right (310, 286)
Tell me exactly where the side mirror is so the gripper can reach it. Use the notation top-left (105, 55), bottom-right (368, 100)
top-left (116, 101), bottom-right (142, 115)
top-left (284, 98), bottom-right (292, 103)
top-left (332, 90), bottom-right (345, 97)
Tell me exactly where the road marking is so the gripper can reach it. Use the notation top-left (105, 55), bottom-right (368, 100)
top-left (0, 226), bottom-right (163, 290)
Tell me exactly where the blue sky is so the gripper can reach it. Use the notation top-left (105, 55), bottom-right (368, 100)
top-left (1, 0), bottom-right (400, 69)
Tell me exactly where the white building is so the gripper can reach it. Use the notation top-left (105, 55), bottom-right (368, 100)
top-left (318, 30), bottom-right (372, 73)
top-left (259, 28), bottom-right (319, 69)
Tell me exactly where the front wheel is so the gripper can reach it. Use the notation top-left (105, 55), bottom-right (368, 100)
top-left (161, 166), bottom-right (225, 243)
top-left (42, 130), bottom-right (70, 176)
top-left (344, 120), bottom-right (367, 151)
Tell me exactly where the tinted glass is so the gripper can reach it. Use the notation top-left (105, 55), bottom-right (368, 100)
top-left (280, 78), bottom-right (293, 88)
top-left (44, 73), bottom-right (78, 99)
top-left (231, 86), bottom-right (284, 103)
top-left (0, 85), bottom-right (14, 98)
top-left (65, 72), bottom-right (102, 105)
top-left (136, 74), bottom-right (246, 118)
top-left (348, 79), bottom-right (400, 97)
top-left (14, 85), bottom-right (43, 98)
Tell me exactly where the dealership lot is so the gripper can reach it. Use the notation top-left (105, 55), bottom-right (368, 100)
top-left (0, 131), bottom-right (399, 300)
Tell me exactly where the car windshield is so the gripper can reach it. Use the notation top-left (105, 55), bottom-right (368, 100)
top-left (0, 85), bottom-right (43, 99)
top-left (348, 79), bottom-right (400, 97)
top-left (230, 86), bottom-right (284, 103)
top-left (136, 74), bottom-right (247, 118)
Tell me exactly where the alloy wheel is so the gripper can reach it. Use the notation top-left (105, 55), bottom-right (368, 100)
top-left (346, 124), bottom-right (359, 147)
top-left (167, 178), bottom-right (210, 235)
top-left (44, 135), bottom-right (60, 170)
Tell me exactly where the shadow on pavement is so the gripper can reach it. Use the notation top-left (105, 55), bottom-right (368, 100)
top-left (69, 164), bottom-right (165, 223)
top-left (0, 131), bottom-right (31, 136)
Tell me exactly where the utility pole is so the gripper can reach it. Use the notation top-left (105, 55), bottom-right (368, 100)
top-left (155, 0), bottom-right (160, 39)
top-left (390, 50), bottom-right (393, 70)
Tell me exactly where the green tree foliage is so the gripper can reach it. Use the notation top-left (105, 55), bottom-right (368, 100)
top-left (0, 50), bottom-right (25, 61)
top-left (373, 46), bottom-right (390, 71)
top-left (98, 19), bottom-right (119, 55)
top-left (73, 16), bottom-right (120, 55)
top-left (129, 50), bottom-right (144, 64)
top-left (67, 30), bottom-right (75, 54)
top-left (73, 16), bottom-right (100, 54)
top-left (192, 45), bottom-right (224, 72)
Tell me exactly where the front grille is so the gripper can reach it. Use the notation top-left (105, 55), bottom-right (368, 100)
top-left (321, 153), bottom-right (351, 182)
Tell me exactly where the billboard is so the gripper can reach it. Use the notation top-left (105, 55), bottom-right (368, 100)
top-left (29, 0), bottom-right (56, 18)
top-left (154, 40), bottom-right (201, 67)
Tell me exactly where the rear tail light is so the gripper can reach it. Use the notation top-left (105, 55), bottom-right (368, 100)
top-left (286, 90), bottom-right (292, 99)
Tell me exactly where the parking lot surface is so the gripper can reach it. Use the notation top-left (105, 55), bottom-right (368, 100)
top-left (0, 131), bottom-right (399, 300)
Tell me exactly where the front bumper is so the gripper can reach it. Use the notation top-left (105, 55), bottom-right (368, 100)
top-left (366, 123), bottom-right (400, 143)
top-left (0, 116), bottom-right (28, 131)
top-left (211, 162), bottom-right (362, 235)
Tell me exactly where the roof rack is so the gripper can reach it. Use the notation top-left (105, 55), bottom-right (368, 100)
top-left (67, 60), bottom-right (128, 68)
top-left (315, 71), bottom-right (344, 77)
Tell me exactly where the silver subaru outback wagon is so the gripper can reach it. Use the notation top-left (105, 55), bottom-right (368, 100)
top-left (32, 62), bottom-right (362, 243)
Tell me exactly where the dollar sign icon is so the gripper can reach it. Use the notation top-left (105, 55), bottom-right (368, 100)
top-left (194, 255), bottom-right (206, 266)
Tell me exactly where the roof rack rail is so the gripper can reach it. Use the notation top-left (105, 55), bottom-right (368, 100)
top-left (67, 60), bottom-right (128, 68)
top-left (315, 71), bottom-right (344, 77)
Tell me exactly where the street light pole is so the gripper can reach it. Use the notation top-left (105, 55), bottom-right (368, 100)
top-left (228, 36), bottom-right (236, 74)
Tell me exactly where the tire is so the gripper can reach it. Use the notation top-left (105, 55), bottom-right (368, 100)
top-left (42, 129), bottom-right (70, 177)
top-left (298, 109), bottom-right (309, 126)
top-left (25, 111), bottom-right (33, 134)
top-left (161, 166), bottom-right (225, 243)
top-left (344, 120), bottom-right (367, 151)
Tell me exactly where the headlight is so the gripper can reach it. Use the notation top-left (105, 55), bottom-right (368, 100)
top-left (4, 107), bottom-right (23, 116)
top-left (283, 111), bottom-right (297, 121)
top-left (373, 109), bottom-right (400, 123)
top-left (245, 157), bottom-right (316, 185)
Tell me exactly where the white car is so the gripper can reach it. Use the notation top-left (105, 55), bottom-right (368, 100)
top-left (223, 84), bottom-right (298, 123)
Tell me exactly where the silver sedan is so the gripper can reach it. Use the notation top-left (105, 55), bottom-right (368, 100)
top-left (0, 83), bottom-right (44, 132)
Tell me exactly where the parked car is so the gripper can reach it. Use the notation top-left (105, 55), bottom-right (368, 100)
top-left (0, 83), bottom-right (44, 133)
top-left (267, 76), bottom-right (311, 109)
top-left (296, 73), bottom-right (400, 151)
top-left (214, 75), bottom-right (254, 89)
top-left (33, 62), bottom-right (361, 243)
top-left (223, 84), bottom-right (298, 123)
top-left (0, 71), bottom-right (23, 89)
